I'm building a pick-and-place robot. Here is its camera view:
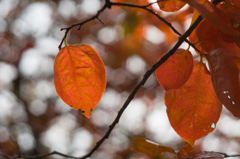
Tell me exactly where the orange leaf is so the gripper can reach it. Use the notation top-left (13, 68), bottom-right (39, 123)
top-left (155, 49), bottom-right (193, 90)
top-left (131, 137), bottom-right (176, 158)
top-left (54, 43), bottom-right (106, 118)
top-left (158, 0), bottom-right (186, 12)
top-left (207, 48), bottom-right (240, 118)
top-left (164, 61), bottom-right (222, 146)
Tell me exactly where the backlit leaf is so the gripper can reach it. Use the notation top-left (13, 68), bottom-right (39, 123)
top-left (158, 0), bottom-right (186, 12)
top-left (155, 49), bottom-right (193, 90)
top-left (131, 137), bottom-right (176, 158)
top-left (164, 61), bottom-right (222, 146)
top-left (207, 48), bottom-right (240, 118)
top-left (54, 43), bottom-right (106, 118)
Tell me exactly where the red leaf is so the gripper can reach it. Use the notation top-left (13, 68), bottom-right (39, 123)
top-left (158, 0), bottom-right (186, 12)
top-left (197, 20), bottom-right (240, 57)
top-left (207, 48), bottom-right (240, 118)
top-left (193, 152), bottom-right (224, 159)
top-left (164, 61), bottom-right (222, 146)
top-left (155, 49), bottom-right (193, 90)
top-left (54, 44), bottom-right (106, 118)
top-left (182, 0), bottom-right (240, 37)
top-left (131, 137), bottom-right (176, 158)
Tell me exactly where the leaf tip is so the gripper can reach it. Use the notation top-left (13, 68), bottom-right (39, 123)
top-left (186, 139), bottom-right (194, 147)
top-left (79, 109), bottom-right (91, 118)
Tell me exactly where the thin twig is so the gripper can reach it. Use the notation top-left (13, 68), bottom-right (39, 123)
top-left (58, 0), bottom-right (111, 50)
top-left (58, 0), bottom-right (199, 51)
top-left (0, 151), bottom-right (77, 159)
top-left (205, 151), bottom-right (240, 158)
top-left (110, 2), bottom-right (200, 52)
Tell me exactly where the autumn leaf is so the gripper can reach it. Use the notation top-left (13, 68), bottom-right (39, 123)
top-left (182, 0), bottom-right (240, 37)
top-left (197, 20), bottom-right (240, 57)
top-left (54, 43), bottom-right (106, 118)
top-left (194, 0), bottom-right (240, 56)
top-left (155, 49), bottom-right (193, 90)
top-left (131, 137), bottom-right (176, 158)
top-left (164, 61), bottom-right (222, 146)
top-left (207, 48), bottom-right (240, 118)
top-left (158, 0), bottom-right (186, 12)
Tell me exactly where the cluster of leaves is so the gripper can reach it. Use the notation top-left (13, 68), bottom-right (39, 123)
top-left (54, 0), bottom-right (240, 152)
top-left (155, 0), bottom-right (240, 146)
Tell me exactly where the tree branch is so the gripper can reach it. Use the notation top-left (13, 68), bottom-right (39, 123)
top-left (77, 0), bottom-right (222, 158)
top-left (58, 1), bottom-right (110, 50)
top-left (0, 151), bottom-right (76, 159)
top-left (58, 0), bottom-right (199, 52)
top-left (3, 0), bottom-right (225, 159)
top-left (205, 151), bottom-right (240, 158)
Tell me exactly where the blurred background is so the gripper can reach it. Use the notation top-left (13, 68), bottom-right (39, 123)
top-left (0, 0), bottom-right (240, 158)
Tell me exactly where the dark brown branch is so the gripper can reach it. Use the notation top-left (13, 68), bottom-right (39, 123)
top-left (77, 0), bottom-right (223, 158)
top-left (205, 151), bottom-right (240, 158)
top-left (58, 0), bottom-right (199, 51)
top-left (0, 151), bottom-right (76, 159)
top-left (78, 8), bottom-right (202, 159)
top-left (3, 0), bottom-right (225, 159)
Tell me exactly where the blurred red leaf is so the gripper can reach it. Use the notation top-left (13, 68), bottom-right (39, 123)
top-left (155, 49), bottom-right (193, 90)
top-left (158, 0), bottom-right (186, 12)
top-left (131, 137), bottom-right (176, 158)
top-left (197, 20), bottom-right (240, 57)
top-left (183, 0), bottom-right (240, 37)
top-left (54, 44), bottom-right (106, 118)
top-left (164, 61), bottom-right (222, 146)
top-left (207, 48), bottom-right (240, 118)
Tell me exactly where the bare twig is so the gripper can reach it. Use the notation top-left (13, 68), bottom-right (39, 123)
top-left (58, 0), bottom-right (199, 51)
top-left (58, 0), bottom-right (111, 50)
top-left (0, 151), bottom-right (76, 159)
top-left (205, 151), bottom-right (240, 158)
